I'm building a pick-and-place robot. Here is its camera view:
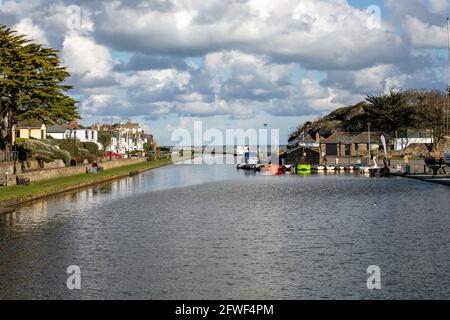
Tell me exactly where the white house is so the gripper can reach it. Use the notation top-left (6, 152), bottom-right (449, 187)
top-left (47, 124), bottom-right (100, 147)
top-left (96, 121), bottom-right (148, 155)
top-left (393, 129), bottom-right (433, 151)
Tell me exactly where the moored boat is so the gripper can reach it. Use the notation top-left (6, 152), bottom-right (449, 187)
top-left (445, 152), bottom-right (450, 166)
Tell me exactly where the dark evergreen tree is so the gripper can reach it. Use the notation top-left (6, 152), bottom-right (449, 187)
top-left (0, 24), bottom-right (79, 150)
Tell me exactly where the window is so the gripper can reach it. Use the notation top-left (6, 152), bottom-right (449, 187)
top-left (17, 130), bottom-right (21, 138)
top-left (345, 144), bottom-right (351, 156)
top-left (41, 130), bottom-right (44, 140)
top-left (85, 131), bottom-right (89, 140)
top-left (326, 144), bottom-right (338, 156)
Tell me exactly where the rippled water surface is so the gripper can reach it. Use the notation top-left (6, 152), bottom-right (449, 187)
top-left (1, 160), bottom-right (450, 299)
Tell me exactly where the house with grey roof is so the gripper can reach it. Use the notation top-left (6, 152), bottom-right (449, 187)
top-left (320, 131), bottom-right (389, 157)
top-left (47, 124), bottom-right (100, 148)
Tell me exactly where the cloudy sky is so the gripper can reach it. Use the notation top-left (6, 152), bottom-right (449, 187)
top-left (1, 0), bottom-right (449, 145)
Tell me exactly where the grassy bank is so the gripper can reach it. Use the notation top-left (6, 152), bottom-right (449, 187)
top-left (0, 158), bottom-right (172, 208)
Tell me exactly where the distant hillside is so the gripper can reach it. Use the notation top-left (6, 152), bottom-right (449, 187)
top-left (297, 101), bottom-right (371, 140)
top-left (290, 89), bottom-right (448, 145)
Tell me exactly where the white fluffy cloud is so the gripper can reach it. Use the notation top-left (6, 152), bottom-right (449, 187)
top-left (428, 0), bottom-right (450, 13)
top-left (2, 0), bottom-right (448, 143)
top-left (93, 0), bottom-right (406, 69)
top-left (403, 15), bottom-right (448, 48)
top-left (62, 32), bottom-right (113, 81)
top-left (13, 18), bottom-right (49, 45)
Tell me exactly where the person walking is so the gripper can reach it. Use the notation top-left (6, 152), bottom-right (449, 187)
top-left (92, 160), bottom-right (98, 174)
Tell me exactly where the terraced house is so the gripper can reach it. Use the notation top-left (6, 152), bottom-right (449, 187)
top-left (93, 121), bottom-right (151, 155)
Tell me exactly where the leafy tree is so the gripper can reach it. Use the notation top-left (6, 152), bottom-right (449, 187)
top-left (143, 142), bottom-right (152, 150)
top-left (365, 89), bottom-right (416, 137)
top-left (98, 132), bottom-right (112, 152)
top-left (0, 24), bottom-right (79, 150)
top-left (408, 89), bottom-right (448, 149)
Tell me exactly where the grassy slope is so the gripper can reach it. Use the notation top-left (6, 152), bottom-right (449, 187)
top-left (0, 158), bottom-right (172, 204)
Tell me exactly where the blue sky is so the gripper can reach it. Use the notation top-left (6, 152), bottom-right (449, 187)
top-left (1, 0), bottom-right (449, 145)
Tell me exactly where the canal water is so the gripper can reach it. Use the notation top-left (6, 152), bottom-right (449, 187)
top-left (1, 158), bottom-right (450, 299)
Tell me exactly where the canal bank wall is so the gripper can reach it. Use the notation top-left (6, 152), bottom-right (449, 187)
top-left (20, 158), bottom-right (147, 182)
top-left (2, 158), bottom-right (147, 186)
top-left (0, 158), bottom-right (172, 214)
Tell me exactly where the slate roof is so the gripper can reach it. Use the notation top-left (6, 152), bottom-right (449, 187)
top-left (47, 125), bottom-right (67, 133)
top-left (16, 120), bottom-right (45, 129)
top-left (288, 132), bottom-right (318, 147)
top-left (322, 131), bottom-right (388, 144)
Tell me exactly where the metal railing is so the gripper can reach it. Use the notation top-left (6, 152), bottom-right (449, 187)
top-left (0, 151), bottom-right (19, 163)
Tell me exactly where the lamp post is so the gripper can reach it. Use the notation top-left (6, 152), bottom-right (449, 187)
top-left (13, 133), bottom-right (17, 175)
top-left (264, 123), bottom-right (268, 161)
top-left (368, 122), bottom-right (371, 166)
top-left (109, 130), bottom-right (113, 161)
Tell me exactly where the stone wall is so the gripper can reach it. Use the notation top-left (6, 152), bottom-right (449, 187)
top-left (13, 158), bottom-right (147, 185)
top-left (0, 163), bottom-right (15, 186)
top-left (0, 163), bottom-right (15, 176)
top-left (43, 159), bottom-right (66, 170)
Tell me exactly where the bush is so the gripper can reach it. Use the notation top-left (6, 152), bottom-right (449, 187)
top-left (18, 140), bottom-right (71, 166)
top-left (75, 153), bottom-right (97, 164)
top-left (59, 139), bottom-right (79, 156)
top-left (79, 148), bottom-right (89, 155)
top-left (43, 139), bottom-right (61, 146)
top-left (82, 142), bottom-right (99, 154)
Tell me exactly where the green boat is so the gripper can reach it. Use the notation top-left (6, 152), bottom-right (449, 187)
top-left (297, 164), bottom-right (311, 174)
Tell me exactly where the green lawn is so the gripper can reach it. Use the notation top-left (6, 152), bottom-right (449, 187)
top-left (0, 158), bottom-right (172, 204)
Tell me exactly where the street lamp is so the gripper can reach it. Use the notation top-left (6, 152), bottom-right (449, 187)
top-left (368, 122), bottom-right (371, 165)
top-left (264, 123), bottom-right (268, 162)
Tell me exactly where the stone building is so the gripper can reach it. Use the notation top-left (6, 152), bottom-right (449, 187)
top-left (320, 131), bottom-right (389, 157)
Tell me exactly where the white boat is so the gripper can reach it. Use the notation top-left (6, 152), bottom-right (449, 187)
top-left (317, 166), bottom-right (326, 171)
top-left (235, 146), bottom-right (249, 156)
top-left (326, 165), bottom-right (336, 171)
top-left (355, 164), bottom-right (370, 174)
top-left (361, 167), bottom-right (370, 174)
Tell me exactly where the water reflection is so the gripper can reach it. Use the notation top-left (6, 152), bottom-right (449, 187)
top-left (1, 159), bottom-right (450, 299)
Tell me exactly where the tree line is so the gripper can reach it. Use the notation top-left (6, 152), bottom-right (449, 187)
top-left (0, 24), bottom-right (79, 151)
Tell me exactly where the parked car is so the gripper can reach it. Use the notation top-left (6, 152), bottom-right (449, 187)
top-left (105, 152), bottom-right (122, 159)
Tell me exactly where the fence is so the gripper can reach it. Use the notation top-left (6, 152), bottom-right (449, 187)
top-left (0, 151), bottom-right (18, 163)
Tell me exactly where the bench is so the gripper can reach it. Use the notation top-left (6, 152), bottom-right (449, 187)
top-left (0, 176), bottom-right (7, 187)
top-left (16, 176), bottom-right (31, 186)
